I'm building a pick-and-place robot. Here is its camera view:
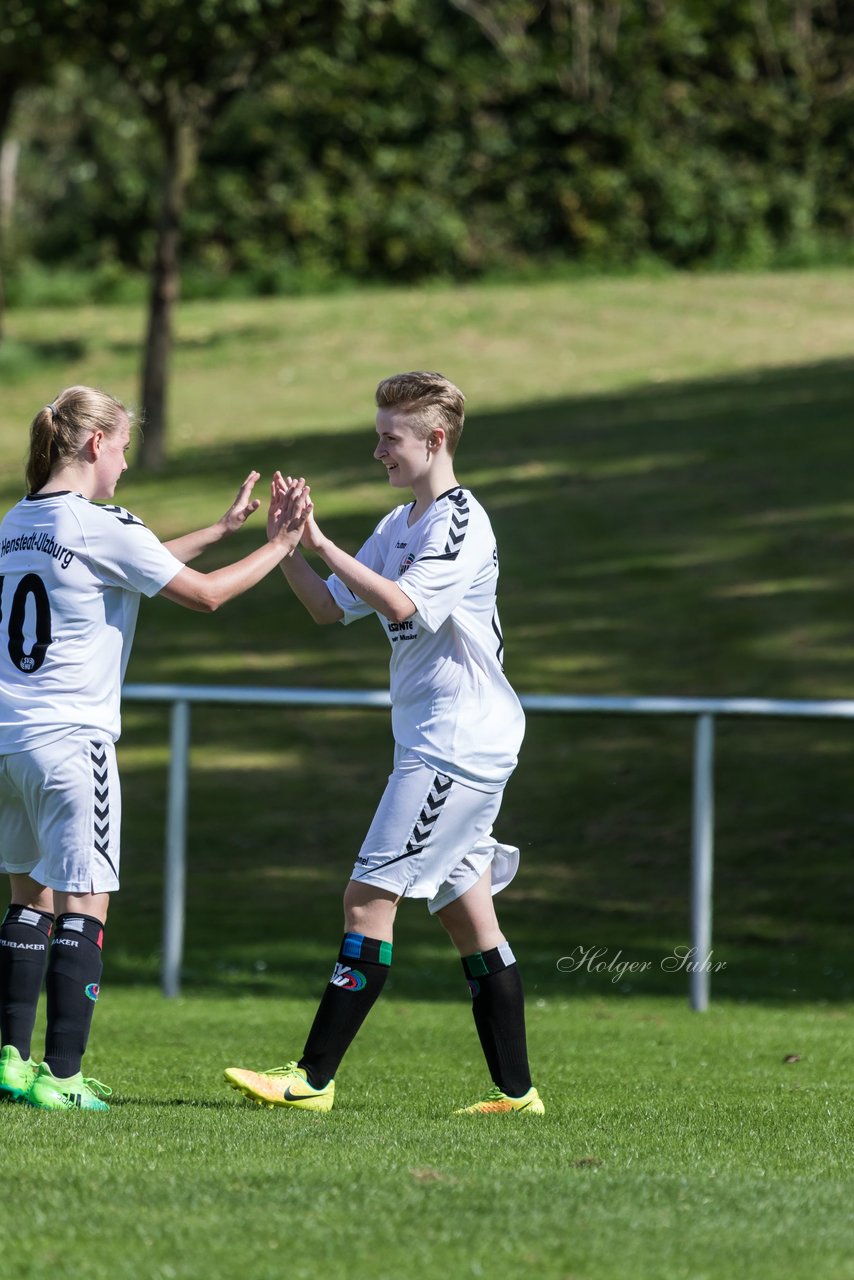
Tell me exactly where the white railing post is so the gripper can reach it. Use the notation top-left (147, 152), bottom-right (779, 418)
top-left (162, 699), bottom-right (191, 998)
top-left (690, 713), bottom-right (715, 1011)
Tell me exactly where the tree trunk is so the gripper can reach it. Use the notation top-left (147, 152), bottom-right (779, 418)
top-left (139, 114), bottom-right (197, 470)
top-left (0, 80), bottom-right (20, 344)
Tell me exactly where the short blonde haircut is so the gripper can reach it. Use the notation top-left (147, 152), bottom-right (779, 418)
top-left (27, 386), bottom-right (131, 493)
top-left (375, 371), bottom-right (465, 456)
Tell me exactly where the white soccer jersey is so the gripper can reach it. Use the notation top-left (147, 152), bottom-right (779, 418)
top-left (0, 491), bottom-right (183, 751)
top-left (327, 486), bottom-right (525, 790)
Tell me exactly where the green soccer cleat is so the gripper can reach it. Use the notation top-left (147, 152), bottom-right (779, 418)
top-left (453, 1084), bottom-right (545, 1115)
top-left (224, 1061), bottom-right (335, 1112)
top-left (25, 1062), bottom-right (112, 1112)
top-left (0, 1045), bottom-right (38, 1102)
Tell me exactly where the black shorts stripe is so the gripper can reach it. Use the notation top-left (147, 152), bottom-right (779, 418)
top-left (90, 742), bottom-right (117, 877)
top-left (363, 772), bottom-right (454, 873)
top-left (491, 613), bottom-right (505, 668)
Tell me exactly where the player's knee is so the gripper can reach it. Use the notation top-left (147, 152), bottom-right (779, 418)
top-left (342, 882), bottom-right (397, 937)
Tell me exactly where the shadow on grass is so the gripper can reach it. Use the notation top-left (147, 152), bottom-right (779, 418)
top-left (106, 324), bottom-right (279, 358)
top-left (0, 338), bottom-right (88, 385)
top-left (123, 353), bottom-right (854, 700)
top-left (45, 355), bottom-right (854, 1005)
top-left (110, 1097), bottom-right (239, 1109)
top-left (106, 709), bottom-right (853, 1005)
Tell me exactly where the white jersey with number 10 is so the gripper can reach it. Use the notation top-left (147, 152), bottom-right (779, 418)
top-left (0, 491), bottom-right (183, 753)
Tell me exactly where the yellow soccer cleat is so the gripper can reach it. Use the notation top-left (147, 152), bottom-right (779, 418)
top-left (224, 1061), bottom-right (334, 1112)
top-left (454, 1084), bottom-right (545, 1115)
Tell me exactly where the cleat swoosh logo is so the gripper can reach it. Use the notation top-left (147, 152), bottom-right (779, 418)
top-left (282, 1084), bottom-right (318, 1101)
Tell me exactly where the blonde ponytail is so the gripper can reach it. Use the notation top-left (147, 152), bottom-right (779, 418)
top-left (26, 387), bottom-right (131, 493)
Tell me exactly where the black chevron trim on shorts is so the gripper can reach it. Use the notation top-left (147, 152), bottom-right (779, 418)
top-left (419, 489), bottom-right (470, 563)
top-left (90, 743), bottom-right (117, 877)
top-left (492, 612), bottom-right (505, 668)
top-left (370, 773), bottom-right (454, 872)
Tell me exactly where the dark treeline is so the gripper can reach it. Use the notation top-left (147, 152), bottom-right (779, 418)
top-left (5, 0), bottom-right (854, 303)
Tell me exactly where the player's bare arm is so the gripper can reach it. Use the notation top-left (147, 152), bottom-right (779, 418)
top-left (268, 473), bottom-right (344, 624)
top-left (159, 477), bottom-right (309, 613)
top-left (283, 475), bottom-right (415, 624)
top-left (277, 544), bottom-right (345, 626)
top-left (163, 470), bottom-right (263, 564)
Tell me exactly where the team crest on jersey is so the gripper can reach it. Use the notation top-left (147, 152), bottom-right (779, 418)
top-left (398, 551), bottom-right (415, 575)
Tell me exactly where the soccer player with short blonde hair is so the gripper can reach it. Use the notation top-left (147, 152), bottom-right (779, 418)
top-left (225, 372), bottom-right (543, 1115)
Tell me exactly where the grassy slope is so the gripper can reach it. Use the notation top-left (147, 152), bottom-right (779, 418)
top-left (0, 273), bottom-right (852, 1277)
top-left (3, 272), bottom-right (854, 992)
top-left (2, 274), bottom-right (854, 997)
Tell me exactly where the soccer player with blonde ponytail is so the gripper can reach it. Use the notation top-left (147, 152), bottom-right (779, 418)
top-left (0, 386), bottom-right (309, 1110)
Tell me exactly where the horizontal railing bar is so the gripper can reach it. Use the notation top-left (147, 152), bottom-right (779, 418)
top-left (123, 684), bottom-right (854, 720)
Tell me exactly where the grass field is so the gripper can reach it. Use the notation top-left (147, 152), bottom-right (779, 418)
top-left (3, 995), bottom-right (853, 1280)
top-left (1, 271), bottom-right (853, 1278)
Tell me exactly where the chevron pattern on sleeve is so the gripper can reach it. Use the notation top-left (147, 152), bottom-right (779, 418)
top-left (90, 743), bottom-right (117, 877)
top-left (419, 489), bottom-right (470, 562)
top-left (93, 503), bottom-right (145, 527)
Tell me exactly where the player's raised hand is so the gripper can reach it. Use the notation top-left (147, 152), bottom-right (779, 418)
top-left (268, 474), bottom-right (312, 552)
top-left (267, 470), bottom-right (291, 539)
top-left (218, 471), bottom-right (262, 535)
top-left (277, 475), bottom-right (326, 554)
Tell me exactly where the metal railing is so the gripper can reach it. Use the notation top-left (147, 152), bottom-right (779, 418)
top-left (122, 684), bottom-right (854, 1007)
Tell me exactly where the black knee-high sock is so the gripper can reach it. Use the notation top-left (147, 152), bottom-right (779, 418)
top-left (299, 933), bottom-right (392, 1089)
top-left (0, 905), bottom-right (54, 1058)
top-left (462, 943), bottom-right (533, 1097)
top-left (44, 914), bottom-right (104, 1079)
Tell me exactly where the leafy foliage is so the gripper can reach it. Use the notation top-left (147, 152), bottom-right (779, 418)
top-left (4, 0), bottom-right (854, 294)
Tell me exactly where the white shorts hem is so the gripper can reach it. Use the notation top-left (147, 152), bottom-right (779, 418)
top-left (0, 859), bottom-right (39, 876)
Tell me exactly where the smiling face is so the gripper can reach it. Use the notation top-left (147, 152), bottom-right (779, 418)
top-left (90, 414), bottom-right (131, 501)
top-left (373, 408), bottom-right (435, 490)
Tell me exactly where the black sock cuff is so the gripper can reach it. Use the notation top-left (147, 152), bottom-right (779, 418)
top-left (2, 904), bottom-right (55, 938)
top-left (462, 942), bottom-right (516, 980)
top-left (54, 914), bottom-right (104, 949)
top-left (340, 933), bottom-right (393, 966)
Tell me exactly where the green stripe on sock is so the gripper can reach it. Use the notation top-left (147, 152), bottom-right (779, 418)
top-left (466, 952), bottom-right (490, 978)
top-left (379, 940), bottom-right (393, 966)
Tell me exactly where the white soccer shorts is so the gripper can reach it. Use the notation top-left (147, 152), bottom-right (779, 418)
top-left (351, 748), bottom-right (520, 913)
top-left (0, 731), bottom-right (121, 893)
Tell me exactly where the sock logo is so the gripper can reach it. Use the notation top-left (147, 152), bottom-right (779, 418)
top-left (329, 962), bottom-right (366, 991)
top-left (467, 979), bottom-right (480, 999)
top-left (85, 983), bottom-right (100, 1002)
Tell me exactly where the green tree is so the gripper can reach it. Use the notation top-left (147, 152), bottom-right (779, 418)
top-left (6, 0), bottom-right (853, 329)
top-left (0, 0), bottom-right (62, 340)
top-left (66, 0), bottom-right (334, 468)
